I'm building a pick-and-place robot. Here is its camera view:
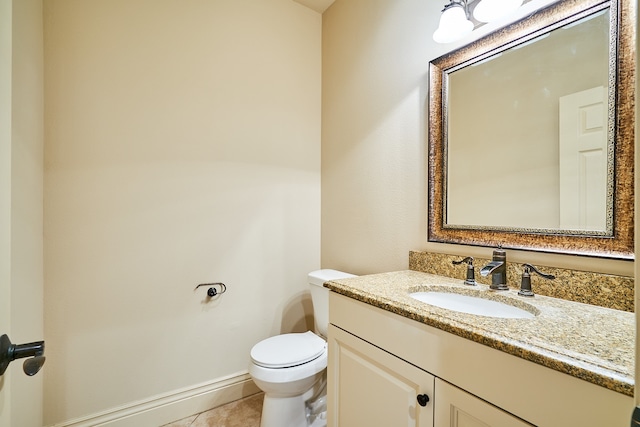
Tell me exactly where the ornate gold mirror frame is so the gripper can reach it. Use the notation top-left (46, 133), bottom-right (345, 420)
top-left (428, 0), bottom-right (635, 259)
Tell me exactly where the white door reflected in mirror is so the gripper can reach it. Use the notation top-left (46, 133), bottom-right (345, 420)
top-left (559, 86), bottom-right (609, 232)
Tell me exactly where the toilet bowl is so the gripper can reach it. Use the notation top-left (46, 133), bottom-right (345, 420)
top-left (249, 269), bottom-right (355, 427)
top-left (250, 332), bottom-right (327, 427)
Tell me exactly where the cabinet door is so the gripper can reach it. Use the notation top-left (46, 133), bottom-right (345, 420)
top-left (435, 379), bottom-right (534, 427)
top-left (328, 324), bottom-right (434, 427)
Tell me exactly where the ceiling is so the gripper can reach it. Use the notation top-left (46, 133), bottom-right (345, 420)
top-left (293, 0), bottom-right (336, 13)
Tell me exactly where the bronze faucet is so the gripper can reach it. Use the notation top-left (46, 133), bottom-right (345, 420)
top-left (480, 248), bottom-right (508, 290)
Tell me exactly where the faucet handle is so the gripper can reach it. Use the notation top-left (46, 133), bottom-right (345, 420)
top-left (518, 264), bottom-right (555, 297)
top-left (452, 256), bottom-right (473, 265)
top-left (452, 257), bottom-right (476, 286)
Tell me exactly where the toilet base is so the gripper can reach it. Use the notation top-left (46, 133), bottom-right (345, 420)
top-left (257, 375), bottom-right (326, 427)
top-left (260, 393), bottom-right (307, 427)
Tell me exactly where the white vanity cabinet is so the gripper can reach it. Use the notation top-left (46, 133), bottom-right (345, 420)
top-left (328, 324), bottom-right (531, 427)
top-left (328, 324), bottom-right (435, 426)
top-left (434, 379), bottom-right (532, 427)
top-left (327, 292), bottom-right (632, 427)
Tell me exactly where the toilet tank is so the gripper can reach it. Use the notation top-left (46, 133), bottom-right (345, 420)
top-left (308, 269), bottom-right (356, 337)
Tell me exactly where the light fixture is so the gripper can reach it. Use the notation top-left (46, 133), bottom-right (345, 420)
top-left (433, 0), bottom-right (524, 44)
top-left (432, 1), bottom-right (473, 44)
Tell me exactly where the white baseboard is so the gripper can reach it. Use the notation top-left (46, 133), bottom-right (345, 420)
top-left (50, 372), bottom-right (261, 427)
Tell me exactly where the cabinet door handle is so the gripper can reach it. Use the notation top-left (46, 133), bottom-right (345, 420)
top-left (417, 394), bottom-right (430, 407)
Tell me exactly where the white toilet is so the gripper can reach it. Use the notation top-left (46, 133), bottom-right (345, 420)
top-left (249, 269), bottom-right (355, 427)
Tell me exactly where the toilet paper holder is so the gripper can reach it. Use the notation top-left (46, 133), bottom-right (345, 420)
top-left (195, 282), bottom-right (227, 297)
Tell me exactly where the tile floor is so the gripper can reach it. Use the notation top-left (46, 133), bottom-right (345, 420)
top-left (161, 393), bottom-right (263, 427)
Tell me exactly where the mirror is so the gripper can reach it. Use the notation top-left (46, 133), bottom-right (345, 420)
top-left (428, 0), bottom-right (634, 259)
top-left (448, 10), bottom-right (611, 233)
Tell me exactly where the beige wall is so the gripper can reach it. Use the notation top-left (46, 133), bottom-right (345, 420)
top-left (43, 0), bottom-right (321, 425)
top-left (321, 0), bottom-right (633, 278)
top-left (0, 1), bottom-right (45, 426)
top-left (321, 0), bottom-right (432, 274)
top-left (0, 1), bottom-right (12, 425)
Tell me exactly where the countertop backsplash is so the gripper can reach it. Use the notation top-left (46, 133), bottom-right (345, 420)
top-left (409, 251), bottom-right (634, 312)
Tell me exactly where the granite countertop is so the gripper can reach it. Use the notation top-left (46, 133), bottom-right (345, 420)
top-left (325, 270), bottom-right (635, 397)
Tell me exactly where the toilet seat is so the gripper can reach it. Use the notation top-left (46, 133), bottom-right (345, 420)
top-left (251, 331), bottom-right (326, 368)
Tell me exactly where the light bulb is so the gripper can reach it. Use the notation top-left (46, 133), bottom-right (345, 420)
top-left (433, 4), bottom-right (474, 44)
top-left (473, 0), bottom-right (523, 23)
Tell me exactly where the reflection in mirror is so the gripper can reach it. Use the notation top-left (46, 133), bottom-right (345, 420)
top-left (446, 10), bottom-right (611, 233)
top-left (428, 0), bottom-right (634, 259)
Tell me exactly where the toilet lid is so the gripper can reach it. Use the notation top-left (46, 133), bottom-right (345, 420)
top-left (250, 331), bottom-right (326, 368)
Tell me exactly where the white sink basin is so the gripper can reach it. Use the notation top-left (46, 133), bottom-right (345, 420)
top-left (409, 291), bottom-right (536, 319)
